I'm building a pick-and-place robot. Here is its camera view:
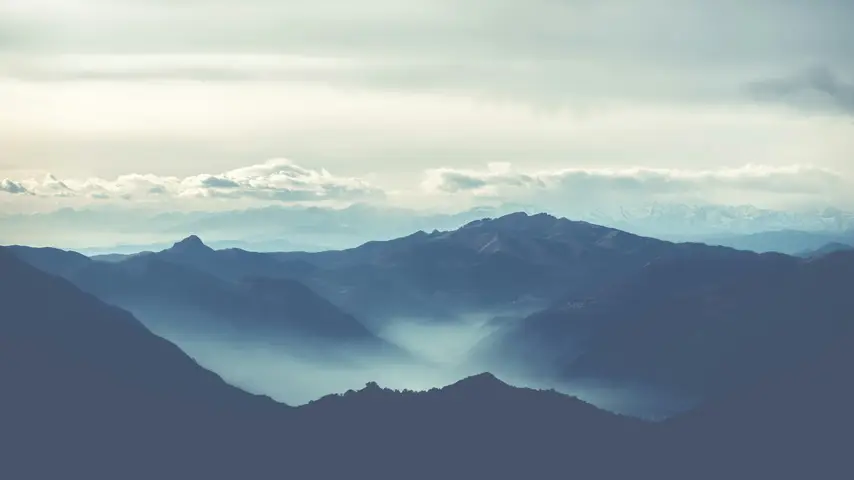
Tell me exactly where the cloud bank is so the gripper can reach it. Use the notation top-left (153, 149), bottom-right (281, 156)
top-left (2, 159), bottom-right (383, 207)
top-left (422, 163), bottom-right (848, 211)
top-left (2, 159), bottom-right (849, 215)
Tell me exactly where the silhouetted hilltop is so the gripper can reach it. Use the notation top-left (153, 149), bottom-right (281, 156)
top-left (294, 371), bottom-right (648, 479)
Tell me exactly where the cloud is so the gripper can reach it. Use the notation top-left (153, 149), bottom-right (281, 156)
top-left (2, 1), bottom-right (853, 109)
top-left (748, 67), bottom-right (854, 115)
top-left (1, 178), bottom-right (30, 195)
top-left (6, 159), bottom-right (383, 206)
top-left (422, 163), bottom-right (849, 211)
top-left (4, 159), bottom-right (852, 214)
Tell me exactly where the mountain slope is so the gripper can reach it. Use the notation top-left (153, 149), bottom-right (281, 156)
top-left (269, 212), bottom-right (753, 321)
top-left (3, 246), bottom-right (854, 479)
top-left (797, 241), bottom-right (853, 258)
top-left (701, 228), bottom-right (854, 254)
top-left (292, 372), bottom-right (649, 480)
top-left (0, 248), bottom-right (651, 479)
top-left (0, 248), bottom-right (288, 479)
top-left (77, 213), bottom-right (759, 323)
top-left (660, 305), bottom-right (854, 480)
top-left (482, 249), bottom-right (854, 400)
top-left (7, 243), bottom-right (392, 352)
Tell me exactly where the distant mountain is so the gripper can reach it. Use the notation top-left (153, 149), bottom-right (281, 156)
top-left (481, 249), bottom-right (854, 400)
top-left (18, 212), bottom-right (769, 324)
top-left (7, 242), bottom-right (393, 356)
top-left (0, 203), bottom-right (516, 255)
top-left (7, 203), bottom-right (854, 253)
top-left (797, 241), bottom-right (853, 258)
top-left (586, 204), bottom-right (854, 238)
top-left (698, 228), bottom-right (854, 254)
top-left (266, 212), bottom-right (754, 321)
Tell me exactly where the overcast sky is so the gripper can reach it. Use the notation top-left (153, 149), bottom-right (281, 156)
top-left (1, 0), bottom-right (853, 214)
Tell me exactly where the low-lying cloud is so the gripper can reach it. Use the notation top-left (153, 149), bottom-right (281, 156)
top-left (3, 159), bottom-right (852, 215)
top-left (422, 163), bottom-right (848, 210)
top-left (2, 159), bottom-right (383, 206)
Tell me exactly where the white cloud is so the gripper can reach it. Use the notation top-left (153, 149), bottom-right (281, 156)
top-left (421, 163), bottom-right (849, 212)
top-left (4, 160), bottom-right (853, 214)
top-left (6, 159), bottom-right (383, 207)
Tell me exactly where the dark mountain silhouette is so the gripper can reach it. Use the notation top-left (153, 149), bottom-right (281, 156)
top-left (659, 301), bottom-right (854, 480)
top-left (0, 248), bottom-right (288, 479)
top-left (2, 246), bottom-right (854, 479)
top-left (8, 244), bottom-right (92, 277)
top-left (7, 243), bottom-right (394, 355)
top-left (293, 372), bottom-right (650, 480)
top-left (482, 248), bottom-right (854, 400)
top-left (0, 249), bottom-right (646, 479)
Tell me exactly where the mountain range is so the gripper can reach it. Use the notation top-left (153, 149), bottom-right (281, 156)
top-left (482, 249), bottom-right (854, 399)
top-left (7, 239), bottom-right (401, 361)
top-left (700, 229), bottom-right (854, 254)
top-left (6, 202), bottom-right (854, 256)
top-left (10, 211), bottom-right (854, 408)
top-left (2, 245), bottom-right (853, 479)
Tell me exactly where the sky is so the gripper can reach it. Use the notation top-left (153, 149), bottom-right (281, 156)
top-left (2, 0), bottom-right (854, 219)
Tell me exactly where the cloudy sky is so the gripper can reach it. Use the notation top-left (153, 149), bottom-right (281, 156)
top-left (2, 0), bottom-right (853, 216)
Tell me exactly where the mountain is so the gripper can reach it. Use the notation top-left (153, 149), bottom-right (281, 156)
top-left (481, 249), bottom-right (854, 401)
top-left (0, 248), bottom-right (288, 479)
top-left (293, 373), bottom-right (649, 479)
top-left (0, 248), bottom-right (648, 479)
top-left (3, 246), bottom-right (854, 479)
top-left (797, 241), bottom-right (853, 258)
top-left (700, 228), bottom-right (854, 254)
top-left (0, 203), bottom-right (515, 255)
top-left (8, 203), bottom-right (854, 253)
top-left (18, 212), bottom-right (770, 325)
top-left (588, 204), bottom-right (854, 238)
top-left (265, 212), bottom-right (756, 321)
top-left (660, 308), bottom-right (854, 480)
top-left (7, 242), bottom-right (391, 355)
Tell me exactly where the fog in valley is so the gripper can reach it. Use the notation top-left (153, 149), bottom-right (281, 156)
top-left (127, 304), bottom-right (698, 419)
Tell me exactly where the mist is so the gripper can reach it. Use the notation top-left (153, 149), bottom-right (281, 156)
top-left (120, 302), bottom-right (698, 419)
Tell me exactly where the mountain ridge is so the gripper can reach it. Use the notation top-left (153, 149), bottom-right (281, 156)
top-left (3, 245), bottom-right (854, 479)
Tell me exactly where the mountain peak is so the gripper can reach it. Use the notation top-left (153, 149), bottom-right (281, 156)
top-left (462, 211), bottom-right (563, 231)
top-left (168, 235), bottom-right (213, 253)
top-left (451, 372), bottom-right (508, 390)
